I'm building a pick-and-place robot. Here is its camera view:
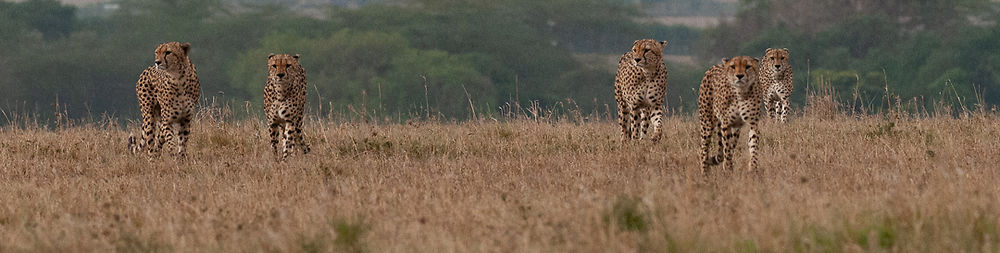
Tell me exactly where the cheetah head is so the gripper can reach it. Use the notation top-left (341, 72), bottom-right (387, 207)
top-left (764, 48), bottom-right (790, 73)
top-left (630, 39), bottom-right (667, 70)
top-left (268, 53), bottom-right (301, 82)
top-left (154, 42), bottom-right (191, 71)
top-left (721, 56), bottom-right (760, 88)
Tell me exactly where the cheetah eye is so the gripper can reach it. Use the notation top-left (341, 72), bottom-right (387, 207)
top-left (271, 64), bottom-right (276, 68)
top-left (286, 64), bottom-right (291, 68)
top-left (730, 65), bottom-right (735, 69)
top-left (745, 65), bottom-right (751, 70)
top-left (164, 51), bottom-right (171, 55)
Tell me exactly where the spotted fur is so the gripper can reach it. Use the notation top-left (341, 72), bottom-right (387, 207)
top-left (128, 42), bottom-right (200, 157)
top-left (761, 48), bottom-right (794, 122)
top-left (614, 39), bottom-right (669, 142)
top-left (264, 53), bottom-right (310, 160)
top-left (697, 56), bottom-right (763, 173)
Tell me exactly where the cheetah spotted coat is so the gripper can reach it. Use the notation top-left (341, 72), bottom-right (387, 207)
top-left (264, 54), bottom-right (310, 160)
top-left (761, 48), bottom-right (794, 123)
top-left (614, 39), bottom-right (668, 142)
top-left (129, 42), bottom-right (200, 157)
top-left (697, 56), bottom-right (764, 173)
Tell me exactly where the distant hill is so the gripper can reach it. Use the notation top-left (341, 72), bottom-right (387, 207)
top-left (33, 0), bottom-right (735, 28)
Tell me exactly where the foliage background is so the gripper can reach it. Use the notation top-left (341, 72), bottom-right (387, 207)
top-left (0, 0), bottom-right (998, 123)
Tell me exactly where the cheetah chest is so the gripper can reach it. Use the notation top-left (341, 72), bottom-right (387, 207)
top-left (716, 91), bottom-right (756, 127)
top-left (157, 79), bottom-right (196, 107)
top-left (628, 76), bottom-right (663, 107)
top-left (268, 97), bottom-right (292, 119)
top-left (726, 100), bottom-right (756, 126)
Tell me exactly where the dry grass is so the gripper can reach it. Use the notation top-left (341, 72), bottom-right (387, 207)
top-left (1, 109), bottom-right (999, 252)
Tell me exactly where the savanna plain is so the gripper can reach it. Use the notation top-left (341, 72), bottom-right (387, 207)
top-left (1, 104), bottom-right (999, 252)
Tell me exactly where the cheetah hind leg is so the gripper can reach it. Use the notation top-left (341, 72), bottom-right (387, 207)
top-left (175, 117), bottom-right (191, 158)
top-left (616, 103), bottom-right (632, 142)
top-left (132, 113), bottom-right (161, 156)
top-left (709, 123), bottom-right (725, 165)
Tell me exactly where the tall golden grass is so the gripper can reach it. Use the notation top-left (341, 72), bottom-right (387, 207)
top-left (1, 91), bottom-right (998, 252)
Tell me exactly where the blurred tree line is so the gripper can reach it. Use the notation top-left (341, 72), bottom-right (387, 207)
top-left (700, 0), bottom-right (1000, 112)
top-left (0, 0), bottom-right (701, 122)
top-left (1, 0), bottom-right (998, 124)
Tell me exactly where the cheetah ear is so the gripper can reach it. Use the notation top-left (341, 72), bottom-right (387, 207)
top-left (765, 48), bottom-right (773, 53)
top-left (268, 53), bottom-right (275, 59)
top-left (721, 57), bottom-right (729, 63)
top-left (293, 54), bottom-right (300, 59)
top-left (181, 43), bottom-right (191, 54)
top-left (659, 41), bottom-right (668, 48)
top-left (782, 48), bottom-right (789, 52)
top-left (753, 57), bottom-right (761, 65)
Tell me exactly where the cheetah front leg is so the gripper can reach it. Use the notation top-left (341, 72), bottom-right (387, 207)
top-left (764, 99), bottom-right (772, 120)
top-left (744, 110), bottom-right (761, 171)
top-left (630, 105), bottom-right (644, 140)
top-left (293, 119), bottom-right (310, 155)
top-left (159, 117), bottom-right (176, 157)
top-left (636, 107), bottom-right (649, 140)
top-left (268, 121), bottom-right (282, 158)
top-left (778, 94), bottom-right (791, 123)
top-left (726, 127), bottom-right (740, 171)
top-left (720, 120), bottom-right (739, 172)
top-left (746, 121), bottom-right (759, 172)
top-left (763, 93), bottom-right (777, 122)
top-left (281, 121), bottom-right (295, 160)
top-left (648, 104), bottom-right (663, 142)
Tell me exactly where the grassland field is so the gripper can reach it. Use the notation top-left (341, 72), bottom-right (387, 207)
top-left (0, 107), bottom-right (999, 252)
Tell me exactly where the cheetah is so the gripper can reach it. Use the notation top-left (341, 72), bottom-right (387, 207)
top-left (614, 39), bottom-right (668, 142)
top-left (697, 56), bottom-right (764, 173)
top-left (264, 54), bottom-right (311, 160)
top-left (128, 42), bottom-right (200, 157)
top-left (761, 48), bottom-right (794, 123)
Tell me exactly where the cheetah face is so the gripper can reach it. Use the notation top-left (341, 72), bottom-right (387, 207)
top-left (722, 56), bottom-right (760, 88)
top-left (764, 48), bottom-right (790, 72)
top-left (268, 53), bottom-right (300, 82)
top-left (630, 39), bottom-right (667, 69)
top-left (154, 42), bottom-right (190, 71)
